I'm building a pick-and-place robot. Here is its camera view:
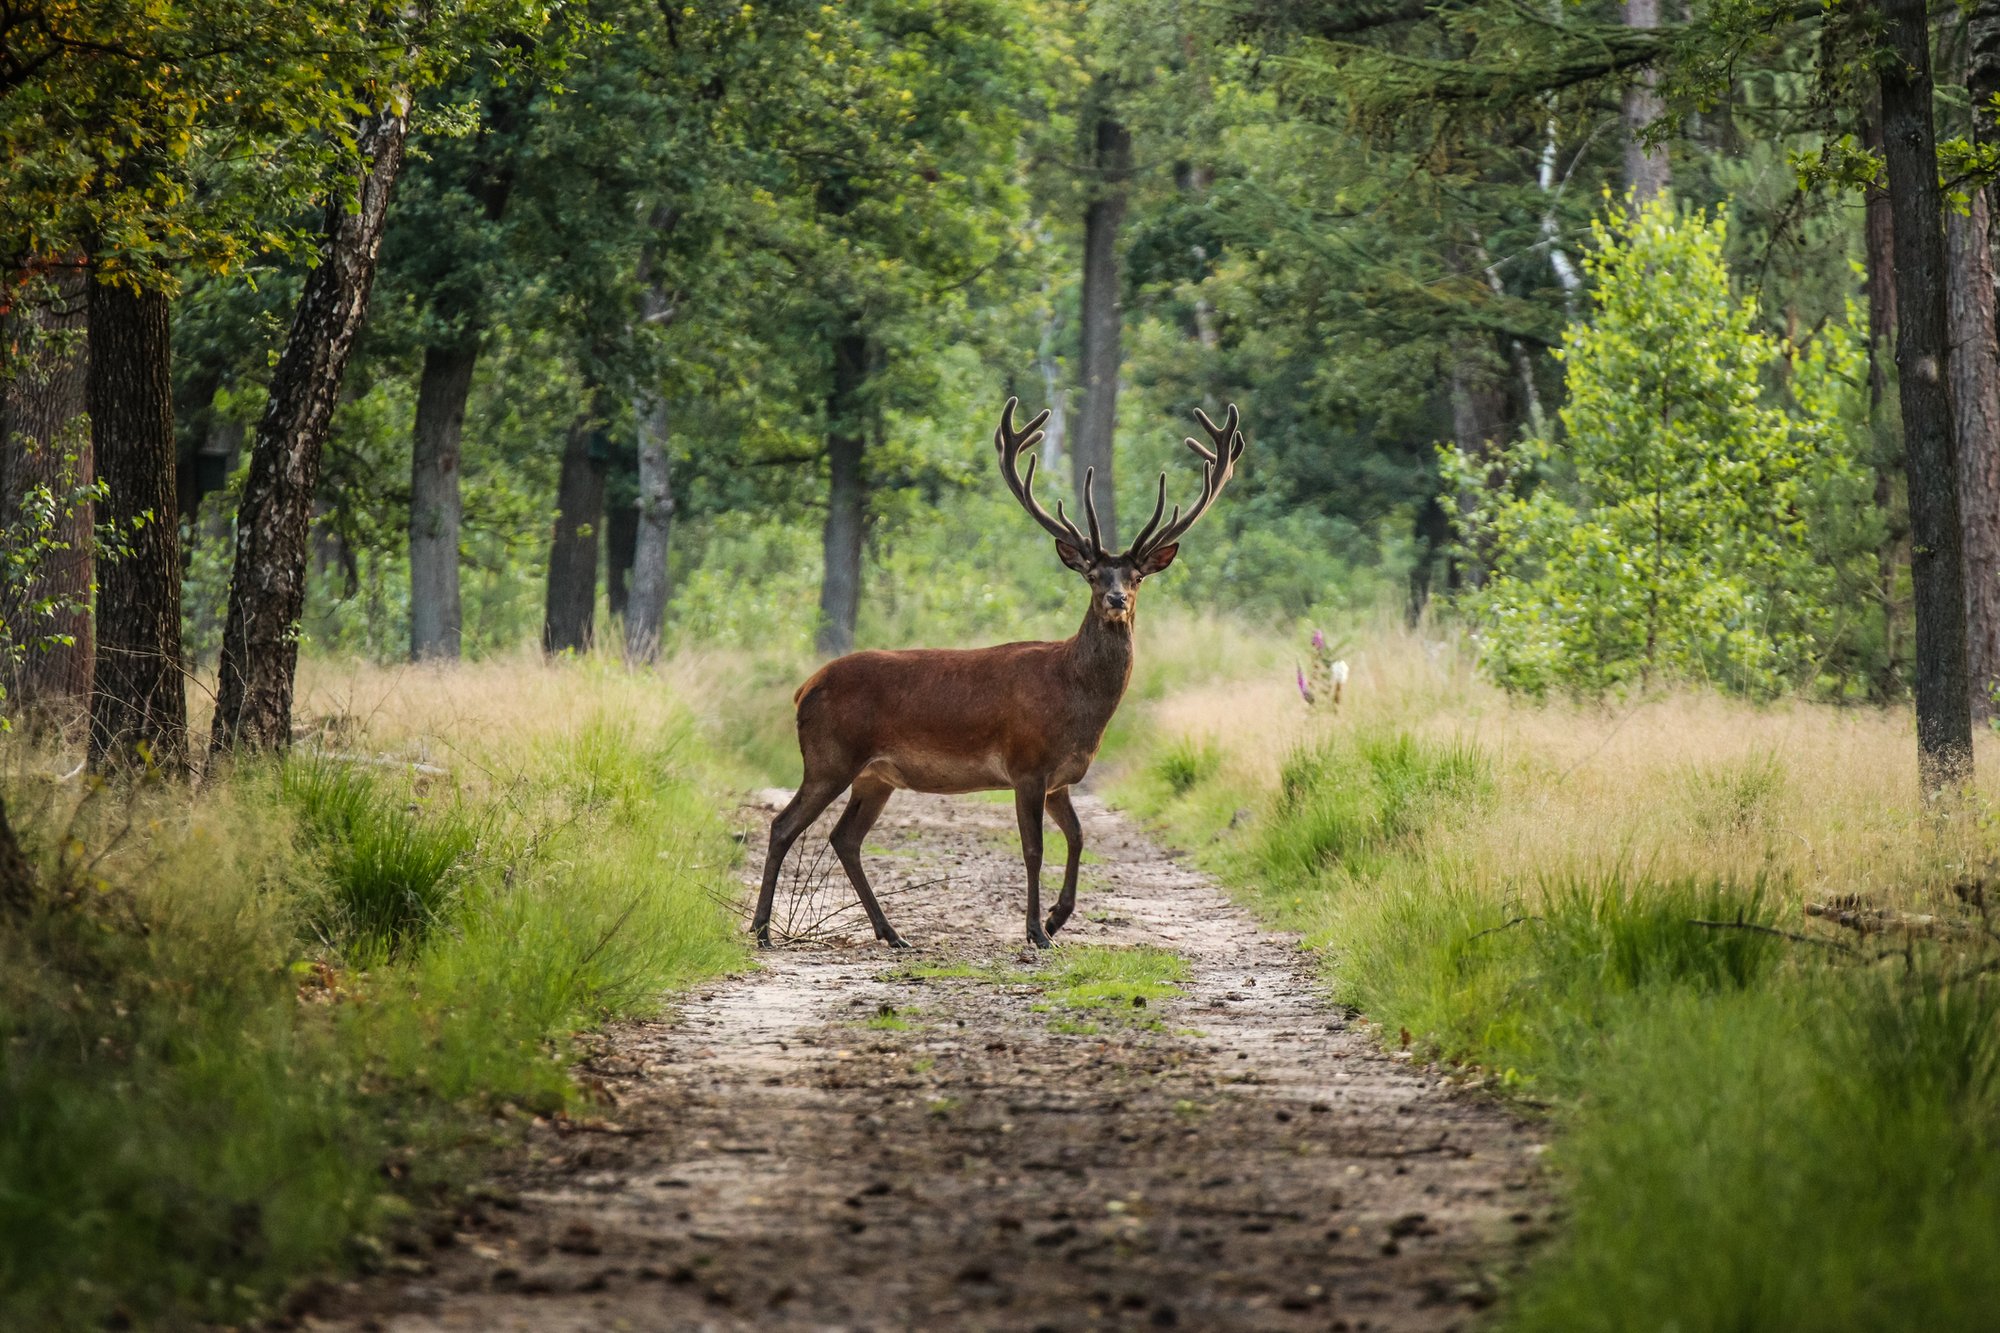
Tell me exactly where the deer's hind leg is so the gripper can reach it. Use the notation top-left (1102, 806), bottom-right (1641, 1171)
top-left (753, 775), bottom-right (849, 948)
top-left (829, 776), bottom-right (904, 947)
top-left (1043, 787), bottom-right (1084, 938)
top-left (1015, 782), bottom-right (1053, 949)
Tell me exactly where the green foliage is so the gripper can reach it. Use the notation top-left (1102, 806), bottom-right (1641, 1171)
top-left (1032, 944), bottom-right (1189, 1018)
top-left (0, 438), bottom-right (104, 725)
top-left (0, 698), bottom-right (743, 1328)
top-left (281, 762), bottom-right (476, 958)
top-left (1506, 973), bottom-right (2000, 1332)
top-left (1451, 199), bottom-right (1877, 697)
top-left (1123, 697), bottom-right (2000, 1332)
top-left (1256, 728), bottom-right (1489, 885)
top-left (1152, 735), bottom-right (1220, 796)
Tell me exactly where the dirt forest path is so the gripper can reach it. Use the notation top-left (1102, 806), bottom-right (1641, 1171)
top-left (303, 790), bottom-right (1547, 1333)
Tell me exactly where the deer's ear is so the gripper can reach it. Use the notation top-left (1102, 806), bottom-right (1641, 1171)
top-left (1134, 543), bottom-right (1179, 577)
top-left (1055, 540), bottom-right (1092, 574)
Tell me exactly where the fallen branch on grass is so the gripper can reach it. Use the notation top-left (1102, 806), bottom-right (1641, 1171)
top-left (1688, 918), bottom-right (1858, 954)
top-left (1804, 902), bottom-right (1981, 940)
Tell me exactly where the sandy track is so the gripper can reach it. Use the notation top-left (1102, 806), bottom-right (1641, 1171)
top-left (298, 790), bottom-right (1546, 1332)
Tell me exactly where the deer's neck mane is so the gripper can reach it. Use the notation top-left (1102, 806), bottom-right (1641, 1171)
top-left (1062, 606), bottom-right (1136, 718)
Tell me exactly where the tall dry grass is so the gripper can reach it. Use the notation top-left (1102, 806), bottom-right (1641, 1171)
top-left (1129, 620), bottom-right (1999, 916)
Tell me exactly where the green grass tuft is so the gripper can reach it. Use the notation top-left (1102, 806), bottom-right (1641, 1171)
top-left (1152, 735), bottom-right (1221, 796)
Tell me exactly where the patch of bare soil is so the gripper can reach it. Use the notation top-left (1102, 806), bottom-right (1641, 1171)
top-left (297, 791), bottom-right (1547, 1332)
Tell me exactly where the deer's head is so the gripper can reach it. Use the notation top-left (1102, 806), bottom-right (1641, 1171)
top-left (995, 398), bottom-right (1246, 627)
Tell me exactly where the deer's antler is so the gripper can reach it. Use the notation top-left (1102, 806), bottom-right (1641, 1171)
top-left (995, 397), bottom-right (1093, 554)
top-left (1124, 403), bottom-right (1246, 563)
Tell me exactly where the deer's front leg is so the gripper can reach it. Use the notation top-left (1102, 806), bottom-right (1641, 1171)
top-left (1014, 783), bottom-right (1053, 949)
top-left (1044, 787), bottom-right (1083, 938)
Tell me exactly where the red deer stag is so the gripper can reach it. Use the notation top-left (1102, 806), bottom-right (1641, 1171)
top-left (752, 398), bottom-right (1246, 949)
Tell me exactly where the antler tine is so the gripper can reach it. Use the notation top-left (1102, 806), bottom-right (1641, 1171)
top-left (994, 396), bottom-right (1085, 550)
top-left (1125, 402), bottom-right (1247, 560)
top-left (1081, 467), bottom-right (1104, 553)
top-left (1125, 472), bottom-right (1170, 554)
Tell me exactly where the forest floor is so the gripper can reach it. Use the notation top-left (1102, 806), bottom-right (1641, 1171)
top-left (296, 789), bottom-right (1547, 1333)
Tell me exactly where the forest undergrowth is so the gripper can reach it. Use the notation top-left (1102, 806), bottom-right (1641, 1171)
top-left (0, 659), bottom-right (748, 1329)
top-left (1107, 623), bottom-right (2000, 1330)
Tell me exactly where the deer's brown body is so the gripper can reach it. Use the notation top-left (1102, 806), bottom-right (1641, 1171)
top-left (753, 399), bottom-right (1244, 949)
top-left (794, 626), bottom-right (1131, 796)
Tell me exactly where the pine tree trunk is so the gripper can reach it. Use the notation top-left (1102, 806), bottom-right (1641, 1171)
top-left (817, 325), bottom-right (868, 658)
top-left (1, 263), bottom-right (93, 734)
top-left (1860, 101), bottom-right (1906, 694)
top-left (544, 406), bottom-right (604, 655)
top-left (1621, 0), bottom-right (1670, 201)
top-left (409, 340), bottom-right (474, 661)
top-left (1879, 0), bottom-right (1973, 788)
top-left (1974, 1), bottom-right (2000, 267)
top-left (625, 393), bottom-right (673, 663)
top-left (1949, 194), bottom-right (2000, 722)
top-left (86, 279), bottom-right (186, 773)
top-left (1075, 104), bottom-right (1130, 548)
top-left (212, 102), bottom-right (409, 753)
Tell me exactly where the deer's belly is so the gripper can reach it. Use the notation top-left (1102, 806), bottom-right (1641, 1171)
top-left (862, 750), bottom-right (1011, 795)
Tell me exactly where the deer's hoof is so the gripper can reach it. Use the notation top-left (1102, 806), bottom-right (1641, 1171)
top-left (1044, 913), bottom-right (1068, 938)
top-left (882, 931), bottom-right (910, 949)
top-left (1027, 928), bottom-right (1054, 950)
top-left (754, 929), bottom-right (773, 950)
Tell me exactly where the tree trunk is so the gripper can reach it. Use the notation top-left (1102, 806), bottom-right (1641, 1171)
top-left (1075, 104), bottom-right (1130, 547)
top-left (1860, 100), bottom-right (1906, 694)
top-left (1036, 289), bottom-right (1069, 476)
top-left (1879, 0), bottom-right (1973, 789)
top-left (1948, 205), bottom-right (2000, 720)
top-left (817, 325), bottom-right (868, 657)
top-left (404, 100), bottom-right (518, 664)
top-left (1974, 1), bottom-right (2000, 277)
top-left (0, 796), bottom-right (36, 920)
top-left (212, 101), bottom-right (409, 753)
top-left (1, 263), bottom-right (93, 734)
top-left (605, 446), bottom-right (637, 622)
top-left (1621, 0), bottom-right (1670, 201)
top-left (408, 341), bottom-right (473, 660)
top-left (544, 405), bottom-right (605, 655)
top-left (1449, 348), bottom-right (1508, 587)
top-left (86, 279), bottom-right (186, 773)
top-left (625, 393), bottom-right (673, 663)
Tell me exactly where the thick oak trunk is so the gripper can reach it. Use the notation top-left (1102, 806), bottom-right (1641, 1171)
top-left (544, 407), bottom-right (605, 655)
top-left (87, 280), bottom-right (186, 772)
top-left (625, 393), bottom-right (673, 663)
top-left (1075, 107), bottom-right (1130, 547)
top-left (1621, 0), bottom-right (1670, 201)
top-left (2, 263), bottom-right (93, 733)
top-left (409, 341), bottom-right (474, 660)
top-left (212, 102), bottom-right (409, 753)
top-left (405, 102), bottom-right (518, 664)
top-left (1879, 0), bottom-right (1973, 788)
top-left (1949, 190), bottom-right (2000, 720)
top-left (817, 326), bottom-right (868, 658)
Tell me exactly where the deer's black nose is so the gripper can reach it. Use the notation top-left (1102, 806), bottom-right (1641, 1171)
top-left (1106, 591), bottom-right (1129, 611)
